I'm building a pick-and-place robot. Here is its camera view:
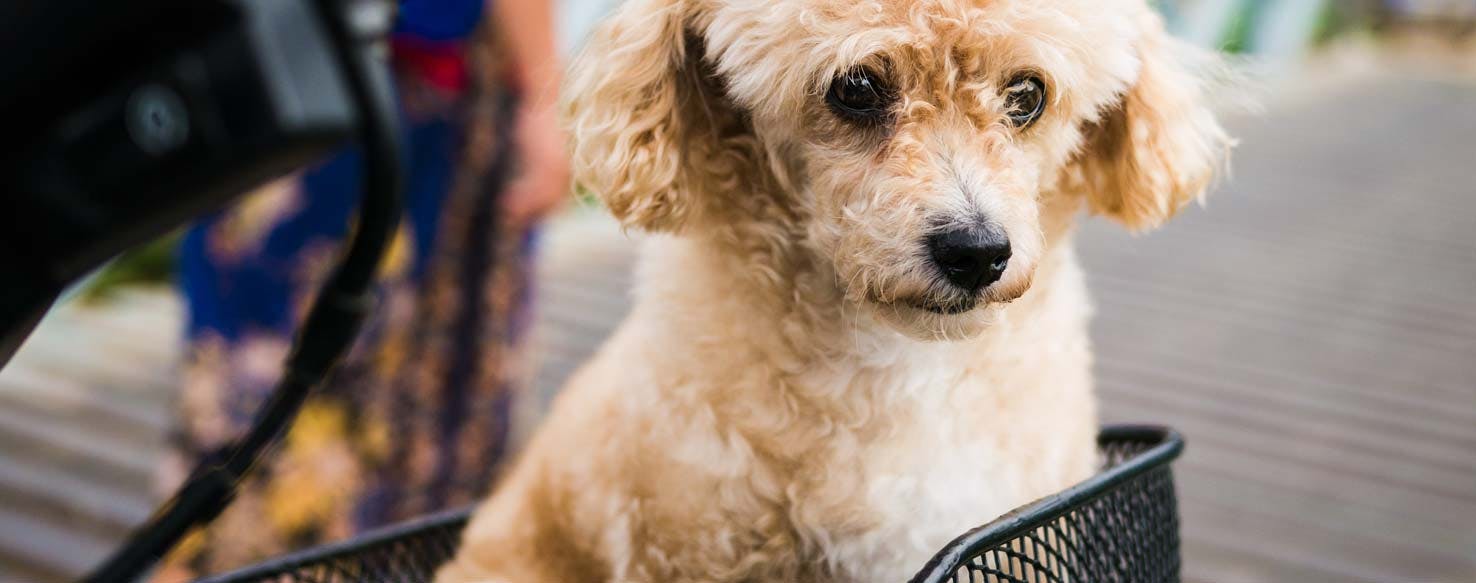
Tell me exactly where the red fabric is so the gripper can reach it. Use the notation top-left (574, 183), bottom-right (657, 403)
top-left (391, 35), bottom-right (470, 94)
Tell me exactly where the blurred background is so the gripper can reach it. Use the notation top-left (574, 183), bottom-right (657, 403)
top-left (1, 0), bottom-right (1473, 581)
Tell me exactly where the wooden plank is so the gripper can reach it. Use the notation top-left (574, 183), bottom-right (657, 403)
top-left (0, 505), bottom-right (115, 582)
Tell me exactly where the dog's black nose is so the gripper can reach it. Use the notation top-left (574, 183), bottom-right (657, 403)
top-left (927, 226), bottom-right (1011, 294)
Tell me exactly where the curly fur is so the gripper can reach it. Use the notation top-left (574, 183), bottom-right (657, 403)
top-left (439, 1), bottom-right (1229, 581)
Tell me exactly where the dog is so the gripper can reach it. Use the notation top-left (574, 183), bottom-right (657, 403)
top-left (439, 0), bottom-right (1228, 581)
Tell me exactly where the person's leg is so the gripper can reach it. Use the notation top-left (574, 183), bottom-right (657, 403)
top-left (159, 152), bottom-right (371, 578)
top-left (351, 90), bottom-right (535, 527)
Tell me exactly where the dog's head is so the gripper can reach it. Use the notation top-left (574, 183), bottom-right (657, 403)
top-left (567, 0), bottom-right (1229, 340)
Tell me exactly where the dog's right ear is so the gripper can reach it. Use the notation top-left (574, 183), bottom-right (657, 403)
top-left (564, 0), bottom-right (719, 233)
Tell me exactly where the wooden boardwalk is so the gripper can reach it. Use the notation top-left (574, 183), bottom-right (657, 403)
top-left (1083, 71), bottom-right (1476, 581)
top-left (1, 65), bottom-right (1472, 581)
top-left (0, 291), bottom-right (176, 581)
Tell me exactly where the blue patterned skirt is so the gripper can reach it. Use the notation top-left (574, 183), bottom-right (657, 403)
top-left (162, 44), bottom-right (536, 576)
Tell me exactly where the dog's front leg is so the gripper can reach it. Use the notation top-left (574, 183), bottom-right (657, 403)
top-left (435, 477), bottom-right (610, 583)
top-left (435, 518), bottom-right (594, 583)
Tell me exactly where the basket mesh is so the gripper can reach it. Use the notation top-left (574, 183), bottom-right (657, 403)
top-left (931, 444), bottom-right (1179, 583)
top-left (193, 508), bottom-right (469, 583)
top-left (197, 427), bottom-right (1180, 583)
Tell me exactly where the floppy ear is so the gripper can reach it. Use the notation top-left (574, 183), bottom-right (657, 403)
top-left (563, 0), bottom-right (732, 233)
top-left (1076, 13), bottom-right (1232, 232)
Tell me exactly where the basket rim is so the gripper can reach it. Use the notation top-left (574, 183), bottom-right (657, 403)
top-left (194, 424), bottom-right (1182, 583)
top-left (906, 424), bottom-right (1184, 583)
top-left (193, 505), bottom-right (475, 583)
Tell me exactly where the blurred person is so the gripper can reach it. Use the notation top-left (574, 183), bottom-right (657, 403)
top-left (153, 0), bottom-right (568, 578)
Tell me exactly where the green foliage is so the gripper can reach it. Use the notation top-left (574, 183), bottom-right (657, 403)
top-left (1312, 1), bottom-right (1366, 46)
top-left (78, 232), bottom-right (179, 302)
top-left (1219, 1), bottom-right (1262, 54)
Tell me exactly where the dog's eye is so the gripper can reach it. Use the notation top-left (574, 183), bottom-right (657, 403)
top-left (1003, 75), bottom-right (1046, 128)
top-left (827, 69), bottom-right (894, 123)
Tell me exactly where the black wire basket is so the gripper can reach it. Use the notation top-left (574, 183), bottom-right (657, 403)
top-left (196, 425), bottom-right (1183, 583)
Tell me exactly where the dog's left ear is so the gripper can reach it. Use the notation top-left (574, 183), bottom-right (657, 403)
top-left (1075, 12), bottom-right (1232, 232)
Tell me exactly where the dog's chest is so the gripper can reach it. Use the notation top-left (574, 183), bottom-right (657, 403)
top-left (784, 422), bottom-right (1036, 582)
top-left (645, 295), bottom-right (1098, 582)
top-left (770, 368), bottom-right (1061, 582)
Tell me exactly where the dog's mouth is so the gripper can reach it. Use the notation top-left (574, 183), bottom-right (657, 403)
top-left (863, 288), bottom-right (1006, 341)
top-left (906, 296), bottom-right (978, 315)
top-left (869, 293), bottom-right (979, 315)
